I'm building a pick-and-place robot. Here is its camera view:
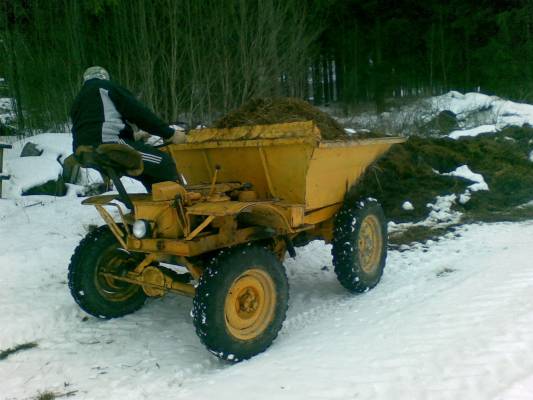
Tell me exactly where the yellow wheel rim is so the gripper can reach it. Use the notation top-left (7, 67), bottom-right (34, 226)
top-left (95, 248), bottom-right (140, 302)
top-left (224, 268), bottom-right (276, 341)
top-left (358, 214), bottom-right (383, 274)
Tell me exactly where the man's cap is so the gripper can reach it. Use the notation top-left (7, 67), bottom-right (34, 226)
top-left (83, 66), bottom-right (110, 82)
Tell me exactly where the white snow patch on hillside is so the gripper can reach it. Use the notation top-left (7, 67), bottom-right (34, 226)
top-left (449, 124), bottom-right (498, 139)
top-left (3, 133), bottom-right (146, 198)
top-left (7, 157), bottom-right (63, 195)
top-left (444, 165), bottom-right (489, 192)
top-left (0, 97), bottom-right (15, 124)
top-left (8, 132), bottom-right (72, 161)
top-left (431, 91), bottom-right (495, 117)
top-left (389, 194), bottom-right (462, 235)
top-left (442, 165), bottom-right (488, 205)
top-left (0, 97), bottom-right (13, 109)
top-left (3, 134), bottom-right (71, 197)
top-left (426, 194), bottom-right (461, 224)
top-left (342, 90), bottom-right (533, 136)
top-left (433, 91), bottom-right (533, 131)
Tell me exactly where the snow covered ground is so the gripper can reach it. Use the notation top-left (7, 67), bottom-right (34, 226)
top-left (344, 91), bottom-right (533, 138)
top-left (2, 195), bottom-right (533, 400)
top-left (2, 133), bottom-right (144, 198)
top-left (2, 91), bottom-right (533, 399)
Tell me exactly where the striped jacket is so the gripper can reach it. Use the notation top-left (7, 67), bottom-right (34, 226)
top-left (70, 78), bottom-right (174, 151)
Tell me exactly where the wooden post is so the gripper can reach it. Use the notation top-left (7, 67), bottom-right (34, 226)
top-left (0, 143), bottom-right (12, 198)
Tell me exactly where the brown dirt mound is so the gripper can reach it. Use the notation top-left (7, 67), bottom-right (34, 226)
top-left (348, 126), bottom-right (533, 224)
top-left (212, 97), bottom-right (348, 140)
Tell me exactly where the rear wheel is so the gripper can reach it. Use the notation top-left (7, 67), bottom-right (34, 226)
top-left (68, 225), bottom-right (147, 318)
top-left (192, 246), bottom-right (289, 362)
top-left (331, 198), bottom-right (387, 293)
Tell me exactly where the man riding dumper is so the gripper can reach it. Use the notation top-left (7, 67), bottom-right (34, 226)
top-left (70, 66), bottom-right (185, 191)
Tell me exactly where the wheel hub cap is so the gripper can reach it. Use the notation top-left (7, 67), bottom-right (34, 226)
top-left (358, 214), bottom-right (382, 274)
top-left (225, 268), bottom-right (276, 341)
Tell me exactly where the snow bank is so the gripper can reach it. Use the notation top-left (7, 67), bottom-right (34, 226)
top-left (342, 90), bottom-right (533, 138)
top-left (8, 132), bottom-right (73, 161)
top-left (389, 193), bottom-right (462, 235)
top-left (448, 124), bottom-right (498, 139)
top-left (390, 165), bottom-right (489, 232)
top-left (3, 132), bottom-right (146, 199)
top-left (426, 194), bottom-right (462, 224)
top-left (443, 165), bottom-right (489, 192)
top-left (7, 157), bottom-right (63, 195)
top-left (432, 91), bottom-right (533, 138)
top-left (442, 165), bottom-right (489, 205)
top-left (0, 97), bottom-right (15, 124)
top-left (3, 133), bottom-right (72, 197)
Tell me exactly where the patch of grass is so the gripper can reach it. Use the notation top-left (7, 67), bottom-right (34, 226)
top-left (389, 225), bottom-right (457, 246)
top-left (0, 341), bottom-right (38, 360)
top-left (462, 205), bottom-right (533, 223)
top-left (36, 391), bottom-right (56, 400)
top-left (436, 267), bottom-right (457, 277)
top-left (35, 389), bottom-right (78, 400)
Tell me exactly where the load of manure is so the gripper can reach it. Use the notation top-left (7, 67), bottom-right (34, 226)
top-left (212, 97), bottom-right (349, 140)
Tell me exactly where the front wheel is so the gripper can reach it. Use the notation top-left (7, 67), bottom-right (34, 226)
top-left (331, 198), bottom-right (387, 293)
top-left (68, 225), bottom-right (147, 318)
top-left (192, 246), bottom-right (289, 362)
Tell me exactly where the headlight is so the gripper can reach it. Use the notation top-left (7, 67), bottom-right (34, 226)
top-left (132, 220), bottom-right (150, 238)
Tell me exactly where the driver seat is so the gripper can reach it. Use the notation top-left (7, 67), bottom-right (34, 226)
top-left (75, 143), bottom-right (143, 210)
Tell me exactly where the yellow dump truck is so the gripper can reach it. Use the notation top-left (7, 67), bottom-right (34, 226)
top-left (68, 121), bottom-right (404, 361)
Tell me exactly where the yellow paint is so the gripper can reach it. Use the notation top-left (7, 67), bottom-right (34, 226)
top-left (82, 193), bottom-right (150, 205)
top-left (358, 214), bottom-right (383, 274)
top-left (186, 121), bottom-right (320, 143)
top-left (168, 124), bottom-right (404, 214)
top-left (303, 203), bottom-right (342, 225)
top-left (141, 266), bottom-right (167, 296)
top-left (152, 181), bottom-right (187, 201)
top-left (133, 253), bottom-right (157, 274)
top-left (224, 268), bottom-right (277, 340)
top-left (95, 205), bottom-right (127, 249)
top-left (186, 201), bottom-right (258, 217)
top-left (101, 271), bottom-right (195, 297)
top-left (305, 140), bottom-right (403, 210)
top-left (127, 226), bottom-right (272, 256)
top-left (185, 215), bottom-right (215, 240)
top-left (168, 138), bottom-right (314, 203)
top-left (87, 121), bottom-right (403, 292)
top-left (134, 201), bottom-right (181, 239)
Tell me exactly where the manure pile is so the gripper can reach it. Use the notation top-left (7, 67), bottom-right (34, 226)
top-left (213, 97), bottom-right (348, 140)
top-left (350, 126), bottom-right (533, 223)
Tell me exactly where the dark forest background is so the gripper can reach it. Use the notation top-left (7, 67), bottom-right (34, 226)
top-left (1, 0), bottom-right (533, 132)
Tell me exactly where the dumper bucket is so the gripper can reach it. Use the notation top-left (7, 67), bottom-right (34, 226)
top-left (167, 121), bottom-right (404, 211)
